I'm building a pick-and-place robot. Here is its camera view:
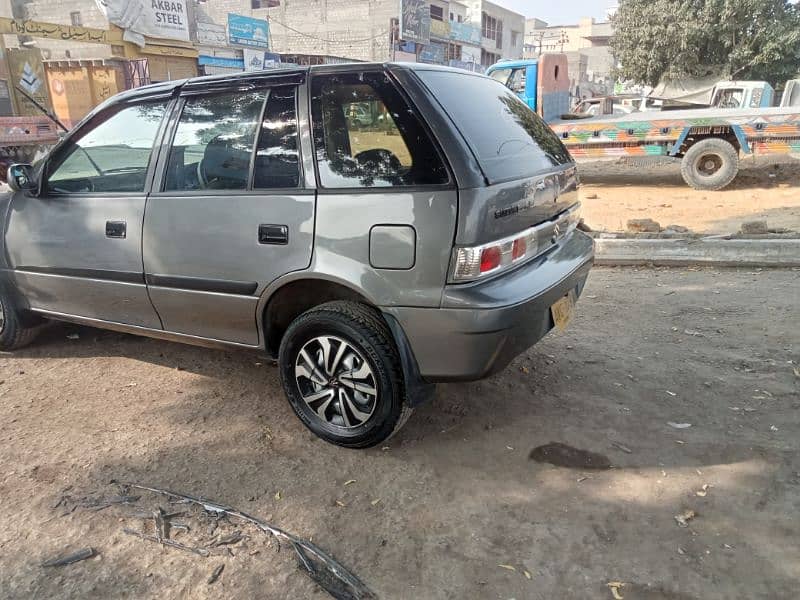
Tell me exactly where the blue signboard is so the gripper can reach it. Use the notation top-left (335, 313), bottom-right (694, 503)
top-left (449, 21), bottom-right (481, 45)
top-left (418, 42), bottom-right (445, 65)
top-left (198, 55), bottom-right (245, 69)
top-left (228, 13), bottom-right (270, 49)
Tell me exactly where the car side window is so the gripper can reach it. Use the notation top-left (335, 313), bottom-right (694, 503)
top-left (164, 90), bottom-right (265, 192)
top-left (310, 72), bottom-right (449, 188)
top-left (46, 101), bottom-right (168, 194)
top-left (253, 86), bottom-right (300, 189)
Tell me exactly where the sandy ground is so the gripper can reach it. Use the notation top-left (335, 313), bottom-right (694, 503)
top-left (1, 267), bottom-right (799, 599)
top-left (578, 155), bottom-right (800, 234)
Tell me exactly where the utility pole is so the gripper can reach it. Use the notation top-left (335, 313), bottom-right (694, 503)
top-left (558, 28), bottom-right (569, 53)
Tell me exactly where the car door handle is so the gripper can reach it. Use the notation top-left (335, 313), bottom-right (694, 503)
top-left (258, 224), bottom-right (288, 245)
top-left (105, 220), bottom-right (127, 239)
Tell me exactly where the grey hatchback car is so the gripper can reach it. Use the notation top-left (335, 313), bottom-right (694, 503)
top-left (1, 63), bottom-right (593, 448)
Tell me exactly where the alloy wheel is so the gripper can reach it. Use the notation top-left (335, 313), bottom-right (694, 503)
top-left (294, 335), bottom-right (378, 429)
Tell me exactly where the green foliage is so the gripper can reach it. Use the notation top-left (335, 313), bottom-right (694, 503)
top-left (611, 0), bottom-right (800, 86)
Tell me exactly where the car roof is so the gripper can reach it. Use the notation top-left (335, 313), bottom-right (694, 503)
top-left (112, 61), bottom-right (488, 104)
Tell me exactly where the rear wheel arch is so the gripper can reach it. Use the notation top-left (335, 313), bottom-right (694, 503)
top-left (261, 277), bottom-right (376, 357)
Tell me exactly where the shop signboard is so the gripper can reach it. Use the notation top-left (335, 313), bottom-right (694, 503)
top-left (95, 0), bottom-right (190, 47)
top-left (449, 21), bottom-right (481, 45)
top-left (418, 42), bottom-right (445, 64)
top-left (196, 22), bottom-right (228, 46)
top-left (228, 13), bottom-right (270, 50)
top-left (400, 0), bottom-right (430, 45)
top-left (430, 18), bottom-right (450, 39)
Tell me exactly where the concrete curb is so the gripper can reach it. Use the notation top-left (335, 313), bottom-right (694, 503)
top-left (593, 237), bottom-right (800, 267)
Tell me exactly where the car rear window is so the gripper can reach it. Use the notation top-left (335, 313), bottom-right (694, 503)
top-left (415, 70), bottom-right (572, 183)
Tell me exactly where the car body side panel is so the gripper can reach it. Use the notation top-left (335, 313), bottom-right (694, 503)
top-left (311, 189), bottom-right (457, 308)
top-left (142, 191), bottom-right (315, 344)
top-left (5, 193), bottom-right (160, 328)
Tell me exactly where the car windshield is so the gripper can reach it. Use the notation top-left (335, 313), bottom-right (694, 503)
top-left (416, 69), bottom-right (572, 183)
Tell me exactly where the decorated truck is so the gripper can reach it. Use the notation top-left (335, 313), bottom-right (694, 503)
top-left (487, 58), bottom-right (800, 190)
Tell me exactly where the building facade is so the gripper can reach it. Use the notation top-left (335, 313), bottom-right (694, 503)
top-left (197, 0), bottom-right (524, 69)
top-left (524, 17), bottom-right (615, 97)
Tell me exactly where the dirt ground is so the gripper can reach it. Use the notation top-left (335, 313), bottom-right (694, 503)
top-left (578, 155), bottom-right (800, 234)
top-left (1, 267), bottom-right (798, 599)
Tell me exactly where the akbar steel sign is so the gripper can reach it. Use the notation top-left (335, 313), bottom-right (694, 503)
top-left (95, 0), bottom-right (190, 47)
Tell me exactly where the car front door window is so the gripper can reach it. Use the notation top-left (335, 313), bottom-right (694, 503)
top-left (46, 101), bottom-right (168, 194)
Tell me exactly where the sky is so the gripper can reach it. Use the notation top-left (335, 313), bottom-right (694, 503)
top-left (494, 0), bottom-right (617, 24)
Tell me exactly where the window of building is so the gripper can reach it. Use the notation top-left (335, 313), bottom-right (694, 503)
top-left (310, 72), bottom-right (448, 188)
top-left (430, 5), bottom-right (444, 21)
top-left (164, 91), bottom-right (266, 191)
top-left (481, 48), bottom-right (500, 67)
top-left (458, 15), bottom-right (463, 22)
top-left (444, 42), bottom-right (462, 62)
top-left (511, 30), bottom-right (520, 47)
top-left (70, 11), bottom-right (82, 27)
top-left (449, 11), bottom-right (454, 21)
top-left (46, 101), bottom-right (168, 194)
top-left (253, 86), bottom-right (301, 189)
top-left (481, 13), bottom-right (503, 48)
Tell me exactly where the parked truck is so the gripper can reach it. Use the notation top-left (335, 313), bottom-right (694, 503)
top-left (487, 58), bottom-right (800, 190)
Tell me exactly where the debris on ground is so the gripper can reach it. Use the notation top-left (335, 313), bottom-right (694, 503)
top-left (41, 547), bottom-right (96, 567)
top-left (626, 218), bottom-right (661, 233)
top-left (529, 442), bottom-right (611, 470)
top-left (207, 564), bottom-right (224, 585)
top-left (116, 482), bottom-right (376, 600)
top-left (607, 580), bottom-right (626, 599)
top-left (674, 509), bottom-right (697, 527)
top-left (664, 224), bottom-right (690, 234)
top-left (696, 484), bottom-right (711, 497)
top-left (497, 564), bottom-right (516, 572)
top-left (740, 220), bottom-right (769, 235)
top-left (667, 422), bottom-right (692, 429)
top-left (610, 441), bottom-right (633, 454)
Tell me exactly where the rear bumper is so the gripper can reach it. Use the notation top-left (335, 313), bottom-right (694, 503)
top-left (383, 230), bottom-right (594, 382)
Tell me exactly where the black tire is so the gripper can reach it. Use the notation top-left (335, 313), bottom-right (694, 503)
top-left (680, 137), bottom-right (739, 191)
top-left (278, 301), bottom-right (411, 449)
top-left (0, 284), bottom-right (40, 351)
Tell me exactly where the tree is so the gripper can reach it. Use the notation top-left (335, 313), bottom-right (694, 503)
top-left (610, 0), bottom-right (800, 87)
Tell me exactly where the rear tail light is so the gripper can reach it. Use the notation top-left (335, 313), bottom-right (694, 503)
top-left (450, 203), bottom-right (581, 282)
top-left (480, 246), bottom-right (502, 273)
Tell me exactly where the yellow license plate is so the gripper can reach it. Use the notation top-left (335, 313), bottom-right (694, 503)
top-left (551, 293), bottom-right (575, 331)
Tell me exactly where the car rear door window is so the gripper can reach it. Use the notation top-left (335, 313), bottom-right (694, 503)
top-left (310, 71), bottom-right (449, 188)
top-left (253, 86), bottom-right (300, 189)
top-left (415, 70), bottom-right (572, 183)
top-left (164, 91), bottom-right (265, 191)
top-left (46, 101), bottom-right (168, 194)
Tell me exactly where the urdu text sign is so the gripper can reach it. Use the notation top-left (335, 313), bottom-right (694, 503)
top-left (227, 14), bottom-right (270, 50)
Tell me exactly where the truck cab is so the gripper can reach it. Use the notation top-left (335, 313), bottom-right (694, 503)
top-left (486, 56), bottom-right (571, 123)
top-left (710, 81), bottom-right (774, 109)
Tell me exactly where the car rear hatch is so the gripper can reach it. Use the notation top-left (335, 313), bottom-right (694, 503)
top-left (415, 68), bottom-right (578, 241)
top-left (413, 69), bottom-right (580, 281)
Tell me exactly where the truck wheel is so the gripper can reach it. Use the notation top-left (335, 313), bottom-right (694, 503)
top-left (680, 138), bottom-right (739, 191)
top-left (278, 301), bottom-right (412, 449)
top-left (0, 285), bottom-right (40, 351)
